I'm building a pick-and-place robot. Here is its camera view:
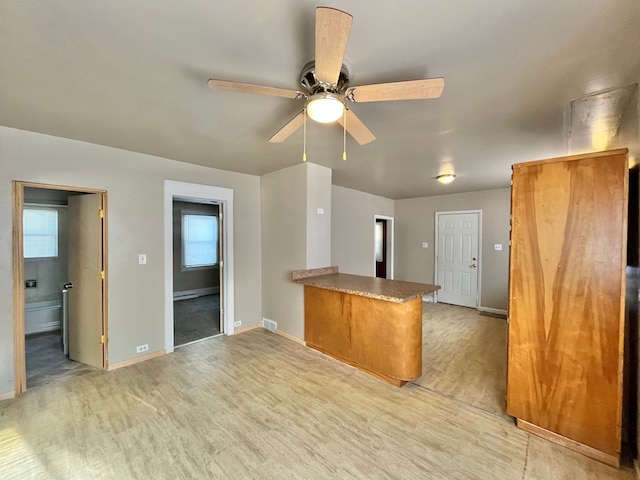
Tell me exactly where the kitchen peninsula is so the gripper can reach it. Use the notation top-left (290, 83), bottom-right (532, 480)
top-left (292, 267), bottom-right (440, 386)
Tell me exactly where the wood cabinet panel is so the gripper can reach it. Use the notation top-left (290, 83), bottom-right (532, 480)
top-left (304, 285), bottom-right (353, 360)
top-left (507, 149), bottom-right (628, 465)
top-left (304, 285), bottom-right (422, 385)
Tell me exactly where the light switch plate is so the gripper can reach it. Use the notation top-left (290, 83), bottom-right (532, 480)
top-left (422, 242), bottom-right (429, 248)
top-left (138, 254), bottom-right (147, 264)
top-left (317, 208), bottom-right (325, 214)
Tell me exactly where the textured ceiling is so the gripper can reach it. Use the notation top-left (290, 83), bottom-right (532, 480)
top-left (1, 1), bottom-right (639, 199)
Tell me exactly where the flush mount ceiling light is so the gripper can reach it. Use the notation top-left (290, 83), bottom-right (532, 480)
top-left (306, 92), bottom-right (345, 123)
top-left (436, 174), bottom-right (456, 184)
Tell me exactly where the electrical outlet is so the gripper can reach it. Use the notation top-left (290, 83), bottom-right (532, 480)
top-left (234, 321), bottom-right (241, 327)
top-left (494, 244), bottom-right (503, 251)
top-left (136, 344), bottom-right (149, 353)
top-left (25, 279), bottom-right (37, 288)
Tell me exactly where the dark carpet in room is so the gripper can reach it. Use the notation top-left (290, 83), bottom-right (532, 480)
top-left (174, 294), bottom-right (221, 347)
top-left (26, 331), bottom-right (99, 389)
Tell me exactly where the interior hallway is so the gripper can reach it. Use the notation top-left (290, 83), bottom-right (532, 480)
top-left (0, 328), bottom-right (632, 479)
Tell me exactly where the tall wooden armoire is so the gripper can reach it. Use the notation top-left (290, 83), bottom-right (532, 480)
top-left (507, 148), bottom-right (629, 467)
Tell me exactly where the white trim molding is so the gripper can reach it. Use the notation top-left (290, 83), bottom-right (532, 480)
top-left (478, 306), bottom-right (508, 317)
top-left (164, 180), bottom-right (235, 354)
top-left (0, 391), bottom-right (16, 402)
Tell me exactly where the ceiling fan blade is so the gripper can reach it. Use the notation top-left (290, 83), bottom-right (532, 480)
top-left (268, 111), bottom-right (305, 143)
top-left (315, 7), bottom-right (353, 85)
top-left (348, 78), bottom-right (445, 103)
top-left (208, 79), bottom-right (305, 100)
top-left (337, 109), bottom-right (376, 145)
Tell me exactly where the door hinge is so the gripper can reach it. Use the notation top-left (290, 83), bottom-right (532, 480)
top-left (99, 209), bottom-right (104, 218)
top-left (100, 335), bottom-right (105, 344)
top-left (219, 213), bottom-right (223, 221)
top-left (100, 271), bottom-right (105, 279)
top-left (219, 260), bottom-right (223, 268)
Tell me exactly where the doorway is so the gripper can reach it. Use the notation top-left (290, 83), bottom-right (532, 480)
top-left (434, 210), bottom-right (481, 308)
top-left (172, 198), bottom-right (223, 347)
top-left (164, 180), bottom-right (235, 355)
top-left (374, 215), bottom-right (394, 279)
top-left (418, 210), bottom-right (508, 419)
top-left (13, 181), bottom-right (108, 395)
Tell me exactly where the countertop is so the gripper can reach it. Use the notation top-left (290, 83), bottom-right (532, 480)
top-left (293, 272), bottom-right (440, 304)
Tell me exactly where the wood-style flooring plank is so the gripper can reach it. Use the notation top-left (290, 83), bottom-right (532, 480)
top-left (414, 302), bottom-right (509, 419)
top-left (0, 329), bottom-right (632, 479)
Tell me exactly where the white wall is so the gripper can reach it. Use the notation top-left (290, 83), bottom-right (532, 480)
top-left (0, 126), bottom-right (262, 396)
top-left (260, 164), bottom-right (307, 339)
top-left (261, 163), bottom-right (332, 340)
top-left (306, 163), bottom-right (332, 268)
top-left (395, 189), bottom-right (511, 311)
top-left (331, 185), bottom-right (394, 276)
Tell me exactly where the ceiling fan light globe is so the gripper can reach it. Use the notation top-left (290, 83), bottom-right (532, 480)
top-left (307, 94), bottom-right (345, 123)
top-left (436, 174), bottom-right (456, 184)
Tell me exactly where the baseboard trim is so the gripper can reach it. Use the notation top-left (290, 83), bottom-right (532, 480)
top-left (173, 286), bottom-right (219, 301)
top-left (0, 390), bottom-right (16, 401)
top-left (107, 349), bottom-right (166, 371)
top-left (25, 320), bottom-right (61, 335)
top-left (234, 323), bottom-right (262, 334)
top-left (516, 419), bottom-right (619, 468)
top-left (274, 329), bottom-right (305, 346)
top-left (478, 306), bottom-right (508, 316)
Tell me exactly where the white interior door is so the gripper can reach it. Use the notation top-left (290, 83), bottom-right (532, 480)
top-left (68, 193), bottom-right (104, 368)
top-left (436, 212), bottom-right (479, 308)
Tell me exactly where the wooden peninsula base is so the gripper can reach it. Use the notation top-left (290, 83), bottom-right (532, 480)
top-left (305, 286), bottom-right (422, 386)
top-left (293, 267), bottom-right (440, 387)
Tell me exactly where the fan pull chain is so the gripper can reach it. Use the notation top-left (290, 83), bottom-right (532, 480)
top-left (343, 108), bottom-right (347, 161)
top-left (303, 109), bottom-right (307, 162)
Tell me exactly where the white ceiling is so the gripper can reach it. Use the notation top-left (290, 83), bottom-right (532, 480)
top-left (1, 1), bottom-right (639, 199)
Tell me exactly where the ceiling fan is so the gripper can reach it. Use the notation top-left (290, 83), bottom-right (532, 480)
top-left (208, 7), bottom-right (444, 146)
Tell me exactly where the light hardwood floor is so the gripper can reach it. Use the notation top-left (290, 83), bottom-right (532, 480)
top-left (0, 328), bottom-right (633, 479)
top-left (414, 302), bottom-right (509, 419)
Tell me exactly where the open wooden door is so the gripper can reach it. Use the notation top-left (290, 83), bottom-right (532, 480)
top-left (68, 193), bottom-right (104, 368)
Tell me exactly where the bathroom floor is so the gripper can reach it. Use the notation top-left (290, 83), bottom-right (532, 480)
top-left (26, 331), bottom-right (99, 389)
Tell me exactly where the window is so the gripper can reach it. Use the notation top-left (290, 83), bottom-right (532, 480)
top-left (182, 214), bottom-right (218, 268)
top-left (24, 208), bottom-right (59, 258)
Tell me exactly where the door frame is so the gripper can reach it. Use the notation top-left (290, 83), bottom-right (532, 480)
top-left (12, 181), bottom-right (109, 395)
top-left (164, 180), bottom-right (235, 354)
top-left (374, 215), bottom-right (394, 279)
top-left (434, 209), bottom-right (482, 307)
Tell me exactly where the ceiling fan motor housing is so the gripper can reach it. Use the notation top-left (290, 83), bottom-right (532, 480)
top-left (300, 60), bottom-right (350, 95)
